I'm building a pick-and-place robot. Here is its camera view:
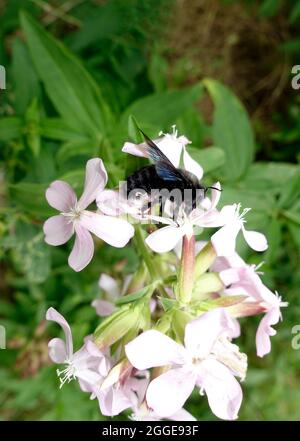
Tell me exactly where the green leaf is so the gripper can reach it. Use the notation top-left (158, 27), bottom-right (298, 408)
top-left (289, 2), bottom-right (300, 23)
top-left (259, 0), bottom-right (281, 17)
top-left (264, 218), bottom-right (282, 264)
top-left (0, 117), bottom-right (23, 141)
top-left (220, 187), bottom-right (274, 229)
top-left (56, 140), bottom-right (99, 164)
top-left (287, 222), bottom-right (300, 250)
top-left (282, 210), bottom-right (300, 226)
top-left (203, 78), bottom-right (255, 181)
top-left (241, 162), bottom-right (298, 194)
top-left (12, 37), bottom-right (41, 114)
top-left (25, 98), bottom-right (41, 157)
top-left (9, 182), bottom-right (52, 217)
top-left (20, 11), bottom-right (113, 138)
top-left (127, 115), bottom-right (143, 144)
top-left (148, 51), bottom-right (168, 93)
top-left (115, 282), bottom-right (157, 306)
top-left (188, 146), bottom-right (226, 174)
top-left (40, 118), bottom-right (88, 142)
top-left (121, 84), bottom-right (203, 131)
top-left (278, 168), bottom-right (300, 209)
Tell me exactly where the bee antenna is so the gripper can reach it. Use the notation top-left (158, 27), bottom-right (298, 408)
top-left (206, 186), bottom-right (222, 192)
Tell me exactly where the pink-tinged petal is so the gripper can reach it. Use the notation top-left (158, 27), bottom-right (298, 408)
top-left (198, 359), bottom-right (243, 420)
top-left (145, 225), bottom-right (185, 253)
top-left (68, 224), bottom-right (94, 272)
top-left (122, 141), bottom-right (147, 158)
top-left (146, 368), bottom-right (196, 417)
top-left (193, 209), bottom-right (225, 228)
top-left (48, 338), bottom-right (67, 363)
top-left (211, 223), bottom-right (240, 257)
top-left (183, 147), bottom-right (203, 180)
top-left (79, 211), bottom-right (134, 247)
top-left (43, 215), bottom-right (73, 246)
top-left (96, 189), bottom-right (124, 216)
top-left (45, 180), bottom-right (77, 212)
top-left (242, 227), bottom-right (268, 252)
top-left (219, 268), bottom-right (240, 286)
top-left (98, 274), bottom-right (120, 299)
top-left (256, 308), bottom-right (280, 357)
top-left (46, 307), bottom-right (73, 358)
top-left (228, 317), bottom-right (241, 338)
top-left (77, 158), bottom-right (108, 210)
top-left (92, 299), bottom-right (115, 317)
top-left (169, 408), bottom-right (197, 421)
top-left (184, 308), bottom-right (232, 358)
top-left (97, 386), bottom-right (132, 416)
top-left (125, 330), bottom-right (187, 370)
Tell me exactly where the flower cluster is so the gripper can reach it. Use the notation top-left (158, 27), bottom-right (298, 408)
top-left (44, 127), bottom-right (287, 421)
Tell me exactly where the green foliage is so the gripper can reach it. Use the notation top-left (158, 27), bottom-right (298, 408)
top-left (0, 0), bottom-right (299, 422)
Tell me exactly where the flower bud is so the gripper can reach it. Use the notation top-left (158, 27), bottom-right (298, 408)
top-left (192, 272), bottom-right (224, 300)
top-left (194, 242), bottom-right (216, 278)
top-left (94, 298), bottom-right (149, 349)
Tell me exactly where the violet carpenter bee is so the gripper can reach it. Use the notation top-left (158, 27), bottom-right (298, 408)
top-left (124, 130), bottom-right (220, 219)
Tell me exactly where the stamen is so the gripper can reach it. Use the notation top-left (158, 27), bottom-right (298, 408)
top-left (56, 363), bottom-right (76, 389)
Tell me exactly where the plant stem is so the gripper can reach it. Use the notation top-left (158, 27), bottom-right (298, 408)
top-left (133, 226), bottom-right (167, 297)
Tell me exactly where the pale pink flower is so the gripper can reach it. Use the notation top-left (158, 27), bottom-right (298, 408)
top-left (125, 308), bottom-right (247, 420)
top-left (145, 183), bottom-right (223, 253)
top-left (211, 204), bottom-right (268, 257)
top-left (122, 125), bottom-right (203, 180)
top-left (212, 255), bottom-right (287, 357)
top-left (46, 307), bottom-right (110, 390)
top-left (94, 371), bottom-right (149, 417)
top-left (43, 158), bottom-right (134, 271)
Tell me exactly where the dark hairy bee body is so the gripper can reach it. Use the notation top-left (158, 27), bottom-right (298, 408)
top-left (124, 130), bottom-right (216, 216)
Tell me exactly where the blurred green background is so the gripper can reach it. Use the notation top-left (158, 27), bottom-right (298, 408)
top-left (0, 0), bottom-right (300, 421)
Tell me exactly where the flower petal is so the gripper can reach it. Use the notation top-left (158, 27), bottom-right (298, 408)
top-left (46, 307), bottom-right (73, 359)
top-left (97, 386), bottom-right (132, 416)
top-left (256, 308), bottom-right (280, 357)
top-left (184, 308), bottom-right (232, 358)
top-left (92, 299), bottom-right (115, 317)
top-left (146, 368), bottom-right (196, 417)
top-left (211, 223), bottom-right (240, 257)
top-left (78, 158), bottom-right (108, 210)
top-left (43, 215), bottom-right (73, 246)
top-left (97, 189), bottom-right (124, 216)
top-left (68, 224), bottom-right (94, 272)
top-left (80, 211), bottom-right (134, 248)
top-left (242, 227), bottom-right (268, 252)
top-left (125, 330), bottom-right (187, 370)
top-left (156, 136), bottom-right (182, 167)
top-left (209, 182), bottom-right (222, 209)
top-left (199, 359), bottom-right (243, 420)
top-left (48, 338), bottom-right (68, 363)
top-left (45, 180), bottom-right (77, 212)
top-left (169, 408), bottom-right (197, 421)
top-left (98, 273), bottom-right (120, 299)
top-left (183, 147), bottom-right (203, 180)
top-left (122, 141), bottom-right (147, 158)
top-left (145, 225), bottom-right (185, 253)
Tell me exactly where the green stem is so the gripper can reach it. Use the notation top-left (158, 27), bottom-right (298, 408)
top-left (133, 226), bottom-right (167, 297)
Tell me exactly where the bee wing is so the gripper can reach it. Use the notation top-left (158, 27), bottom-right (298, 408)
top-left (140, 129), bottom-right (173, 164)
top-left (155, 161), bottom-right (188, 182)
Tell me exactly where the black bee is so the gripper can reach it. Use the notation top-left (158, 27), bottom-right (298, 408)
top-left (124, 130), bottom-right (219, 217)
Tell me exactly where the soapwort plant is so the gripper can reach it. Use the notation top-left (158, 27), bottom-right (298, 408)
top-left (44, 127), bottom-right (287, 421)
